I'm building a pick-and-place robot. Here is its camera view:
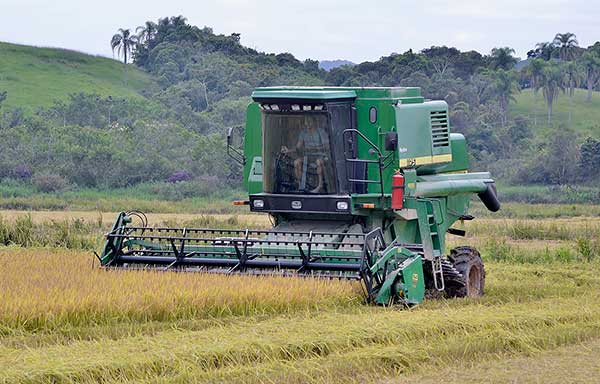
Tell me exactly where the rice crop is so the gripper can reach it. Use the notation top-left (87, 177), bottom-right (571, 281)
top-left (0, 248), bottom-right (362, 333)
top-left (460, 217), bottom-right (600, 241)
top-left (0, 210), bottom-right (599, 383)
top-left (0, 212), bottom-right (270, 250)
top-left (470, 201), bottom-right (600, 219)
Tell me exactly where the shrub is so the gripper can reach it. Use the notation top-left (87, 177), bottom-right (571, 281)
top-left (166, 170), bottom-right (193, 183)
top-left (32, 173), bottom-right (67, 193)
top-left (576, 237), bottom-right (600, 262)
top-left (149, 176), bottom-right (222, 200)
top-left (13, 164), bottom-right (32, 180)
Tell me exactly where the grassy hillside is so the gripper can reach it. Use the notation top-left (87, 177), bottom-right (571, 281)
top-left (511, 88), bottom-right (600, 137)
top-left (0, 42), bottom-right (153, 112)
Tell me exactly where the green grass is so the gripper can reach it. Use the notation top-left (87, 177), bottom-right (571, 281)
top-left (0, 183), bottom-right (245, 213)
top-left (496, 184), bottom-right (600, 205)
top-left (470, 200), bottom-right (600, 218)
top-left (511, 88), bottom-right (600, 137)
top-left (0, 41), bottom-right (154, 112)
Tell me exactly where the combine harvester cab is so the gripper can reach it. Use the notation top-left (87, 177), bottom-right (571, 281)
top-left (99, 87), bottom-right (500, 306)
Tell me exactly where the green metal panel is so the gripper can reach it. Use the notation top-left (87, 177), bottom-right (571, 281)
top-left (399, 255), bottom-right (425, 305)
top-left (247, 157), bottom-right (263, 195)
top-left (243, 102), bottom-right (262, 191)
top-left (418, 133), bottom-right (469, 175)
top-left (416, 199), bottom-right (444, 259)
top-left (395, 100), bottom-right (452, 169)
top-left (372, 247), bottom-right (424, 305)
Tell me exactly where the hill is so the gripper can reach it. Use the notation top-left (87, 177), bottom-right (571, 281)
top-left (319, 59), bottom-right (354, 71)
top-left (0, 42), bottom-right (154, 112)
top-left (510, 88), bottom-right (600, 137)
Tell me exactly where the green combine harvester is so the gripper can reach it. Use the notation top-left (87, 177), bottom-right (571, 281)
top-left (99, 86), bottom-right (500, 305)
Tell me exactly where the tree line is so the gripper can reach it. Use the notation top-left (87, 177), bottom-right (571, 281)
top-left (111, 19), bottom-right (600, 186)
top-left (0, 17), bottom-right (599, 195)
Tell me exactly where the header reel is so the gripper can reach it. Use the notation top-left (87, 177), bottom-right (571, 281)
top-left (98, 211), bottom-right (425, 305)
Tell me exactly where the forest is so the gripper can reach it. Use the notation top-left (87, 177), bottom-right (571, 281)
top-left (0, 16), bottom-right (599, 202)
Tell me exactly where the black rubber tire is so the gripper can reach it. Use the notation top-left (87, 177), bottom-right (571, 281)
top-left (445, 246), bottom-right (485, 298)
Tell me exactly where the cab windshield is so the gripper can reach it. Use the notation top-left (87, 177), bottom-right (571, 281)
top-left (263, 112), bottom-right (336, 194)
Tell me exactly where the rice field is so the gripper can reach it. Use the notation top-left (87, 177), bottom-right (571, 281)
top-left (1, 205), bottom-right (599, 383)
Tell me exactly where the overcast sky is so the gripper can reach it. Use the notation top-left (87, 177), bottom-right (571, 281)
top-left (1, 0), bottom-right (598, 63)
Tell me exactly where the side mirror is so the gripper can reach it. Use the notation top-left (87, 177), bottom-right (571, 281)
top-left (385, 132), bottom-right (398, 151)
top-left (227, 127), bottom-right (234, 146)
top-left (226, 126), bottom-right (245, 166)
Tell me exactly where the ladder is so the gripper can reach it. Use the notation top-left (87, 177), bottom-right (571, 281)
top-left (417, 199), bottom-right (445, 291)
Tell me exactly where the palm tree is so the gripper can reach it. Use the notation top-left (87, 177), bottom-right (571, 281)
top-left (136, 21), bottom-right (157, 44)
top-left (0, 90), bottom-right (7, 108)
top-left (110, 28), bottom-right (137, 84)
top-left (564, 62), bottom-right (581, 97)
top-left (581, 51), bottom-right (600, 102)
top-left (540, 63), bottom-right (566, 125)
top-left (535, 42), bottom-right (555, 60)
top-left (525, 58), bottom-right (546, 125)
top-left (553, 33), bottom-right (579, 61)
top-left (491, 69), bottom-right (520, 124)
top-left (563, 61), bottom-right (582, 127)
top-left (490, 47), bottom-right (518, 70)
top-left (171, 15), bottom-right (188, 27)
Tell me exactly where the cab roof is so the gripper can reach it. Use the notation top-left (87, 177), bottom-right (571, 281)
top-left (252, 86), bottom-right (423, 103)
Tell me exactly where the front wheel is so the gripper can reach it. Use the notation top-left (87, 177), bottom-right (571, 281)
top-left (445, 246), bottom-right (485, 298)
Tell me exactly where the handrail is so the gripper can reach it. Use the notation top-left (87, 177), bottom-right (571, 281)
top-left (343, 129), bottom-right (385, 200)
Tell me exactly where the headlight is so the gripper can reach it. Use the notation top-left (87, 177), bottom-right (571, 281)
top-left (253, 199), bottom-right (264, 208)
top-left (336, 201), bottom-right (349, 210)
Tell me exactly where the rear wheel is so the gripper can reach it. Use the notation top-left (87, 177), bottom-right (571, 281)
top-left (445, 246), bottom-right (485, 298)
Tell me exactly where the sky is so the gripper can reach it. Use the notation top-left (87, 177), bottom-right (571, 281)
top-left (1, 0), bottom-right (598, 63)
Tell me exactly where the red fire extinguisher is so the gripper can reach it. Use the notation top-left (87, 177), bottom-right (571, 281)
top-left (391, 172), bottom-right (405, 210)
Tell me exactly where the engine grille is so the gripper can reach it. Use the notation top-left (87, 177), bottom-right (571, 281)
top-left (430, 110), bottom-right (450, 148)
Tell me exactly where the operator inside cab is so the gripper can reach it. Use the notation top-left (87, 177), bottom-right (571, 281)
top-left (262, 109), bottom-right (336, 195)
top-left (281, 120), bottom-right (329, 193)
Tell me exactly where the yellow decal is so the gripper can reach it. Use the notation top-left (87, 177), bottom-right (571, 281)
top-left (399, 154), bottom-right (452, 168)
top-left (412, 273), bottom-right (419, 288)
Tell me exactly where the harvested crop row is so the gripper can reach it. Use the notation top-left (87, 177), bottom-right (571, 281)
top-left (1, 294), bottom-right (599, 383)
top-left (176, 321), bottom-right (600, 384)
